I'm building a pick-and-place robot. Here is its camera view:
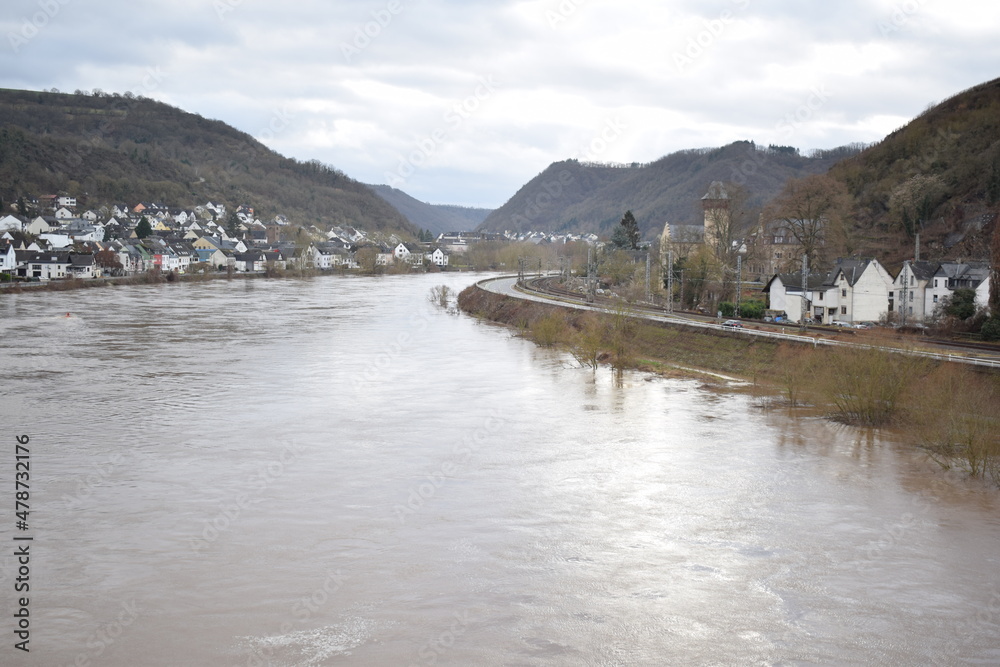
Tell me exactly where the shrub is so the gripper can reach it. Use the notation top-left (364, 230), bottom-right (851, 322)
top-left (908, 362), bottom-right (1000, 481)
top-left (530, 311), bottom-right (568, 346)
top-left (817, 346), bottom-right (928, 426)
top-left (739, 300), bottom-right (765, 320)
top-left (981, 317), bottom-right (1000, 341)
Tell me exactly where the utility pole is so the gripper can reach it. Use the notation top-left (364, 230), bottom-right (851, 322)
top-left (735, 254), bottom-right (742, 319)
top-left (679, 269), bottom-right (685, 311)
top-left (800, 254), bottom-right (809, 332)
top-left (645, 251), bottom-right (651, 303)
top-left (666, 249), bottom-right (674, 314)
top-left (900, 262), bottom-right (908, 327)
top-left (586, 246), bottom-right (595, 303)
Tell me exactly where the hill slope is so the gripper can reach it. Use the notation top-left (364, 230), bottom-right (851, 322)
top-left (478, 142), bottom-right (855, 239)
top-left (0, 88), bottom-right (415, 234)
top-left (830, 76), bottom-right (1000, 262)
top-left (366, 184), bottom-right (491, 236)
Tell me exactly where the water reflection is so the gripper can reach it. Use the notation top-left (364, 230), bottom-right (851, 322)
top-left (0, 273), bottom-right (998, 665)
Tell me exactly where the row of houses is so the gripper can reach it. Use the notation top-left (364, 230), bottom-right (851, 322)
top-left (763, 257), bottom-right (991, 324)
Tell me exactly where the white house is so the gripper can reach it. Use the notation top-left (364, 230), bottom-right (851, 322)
top-left (0, 242), bottom-right (17, 275)
top-left (428, 247), bottom-right (449, 267)
top-left (39, 232), bottom-right (73, 249)
top-left (15, 250), bottom-right (72, 280)
top-left (26, 217), bottom-right (55, 235)
top-left (0, 215), bottom-right (23, 232)
top-left (829, 258), bottom-right (893, 323)
top-left (764, 258), bottom-right (893, 324)
top-left (926, 262), bottom-right (991, 317)
top-left (54, 207), bottom-right (74, 219)
top-left (891, 260), bottom-right (938, 323)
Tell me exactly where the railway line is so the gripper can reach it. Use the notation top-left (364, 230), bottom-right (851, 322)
top-left (477, 274), bottom-right (1000, 370)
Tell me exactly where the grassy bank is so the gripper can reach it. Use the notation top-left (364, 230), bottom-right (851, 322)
top-left (459, 283), bottom-right (1000, 486)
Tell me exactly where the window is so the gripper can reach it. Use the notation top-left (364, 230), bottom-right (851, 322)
top-left (908, 306), bottom-right (913, 315)
top-left (841, 289), bottom-right (847, 298)
top-left (889, 291), bottom-right (894, 298)
top-left (910, 276), bottom-right (915, 286)
top-left (933, 295), bottom-right (938, 303)
top-left (841, 306), bottom-right (847, 315)
top-left (818, 292), bottom-right (824, 301)
top-left (909, 292), bottom-right (913, 301)
top-left (934, 279), bottom-right (938, 287)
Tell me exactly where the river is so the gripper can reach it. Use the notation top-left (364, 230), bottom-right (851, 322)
top-left (1, 273), bottom-right (999, 666)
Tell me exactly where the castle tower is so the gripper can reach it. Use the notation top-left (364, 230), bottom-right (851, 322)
top-left (701, 181), bottom-right (729, 251)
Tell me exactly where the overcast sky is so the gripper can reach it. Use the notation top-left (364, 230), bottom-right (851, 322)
top-left (2, 0), bottom-right (998, 209)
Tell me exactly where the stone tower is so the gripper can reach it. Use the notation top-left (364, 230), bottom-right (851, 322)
top-left (701, 181), bottom-right (729, 251)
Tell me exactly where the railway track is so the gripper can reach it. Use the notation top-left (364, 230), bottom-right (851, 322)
top-left (517, 275), bottom-right (1000, 363)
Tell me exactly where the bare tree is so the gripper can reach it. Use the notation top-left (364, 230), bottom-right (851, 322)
top-left (762, 173), bottom-right (852, 269)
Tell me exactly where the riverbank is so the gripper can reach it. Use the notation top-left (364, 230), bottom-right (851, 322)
top-left (458, 283), bottom-right (1000, 486)
top-left (0, 263), bottom-right (474, 294)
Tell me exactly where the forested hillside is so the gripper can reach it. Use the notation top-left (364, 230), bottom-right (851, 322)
top-left (0, 88), bottom-right (415, 233)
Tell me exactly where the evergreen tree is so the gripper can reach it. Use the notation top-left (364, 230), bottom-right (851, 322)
top-left (135, 216), bottom-right (152, 239)
top-left (16, 196), bottom-right (27, 217)
top-left (611, 210), bottom-right (640, 249)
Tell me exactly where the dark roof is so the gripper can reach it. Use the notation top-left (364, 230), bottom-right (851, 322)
top-left (905, 260), bottom-right (939, 282)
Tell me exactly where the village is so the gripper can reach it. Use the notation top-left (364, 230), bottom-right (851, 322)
top-left (0, 189), bottom-right (994, 335)
top-left (0, 197), bottom-right (487, 280)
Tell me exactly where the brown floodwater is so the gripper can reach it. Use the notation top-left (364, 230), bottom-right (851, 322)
top-left (0, 273), bottom-right (998, 666)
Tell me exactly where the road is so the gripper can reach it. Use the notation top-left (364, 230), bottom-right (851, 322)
top-left (476, 275), bottom-right (1000, 369)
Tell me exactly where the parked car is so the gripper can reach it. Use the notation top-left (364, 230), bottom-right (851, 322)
top-left (721, 319), bottom-right (744, 328)
top-left (831, 320), bottom-right (851, 327)
top-left (853, 322), bottom-right (875, 329)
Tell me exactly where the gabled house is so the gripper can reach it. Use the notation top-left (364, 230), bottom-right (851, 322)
top-left (762, 271), bottom-right (832, 324)
top-left (428, 247), bottom-right (449, 267)
top-left (68, 253), bottom-right (97, 279)
top-left (763, 258), bottom-right (893, 324)
top-left (26, 216), bottom-right (56, 235)
top-left (829, 258), bottom-right (893, 323)
top-left (0, 215), bottom-right (24, 232)
top-left (234, 250), bottom-right (266, 272)
top-left (890, 260), bottom-right (938, 323)
top-left (0, 241), bottom-right (17, 275)
top-left (927, 262), bottom-right (991, 316)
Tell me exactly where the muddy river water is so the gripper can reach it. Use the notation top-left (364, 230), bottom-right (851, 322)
top-left (1, 273), bottom-right (998, 665)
